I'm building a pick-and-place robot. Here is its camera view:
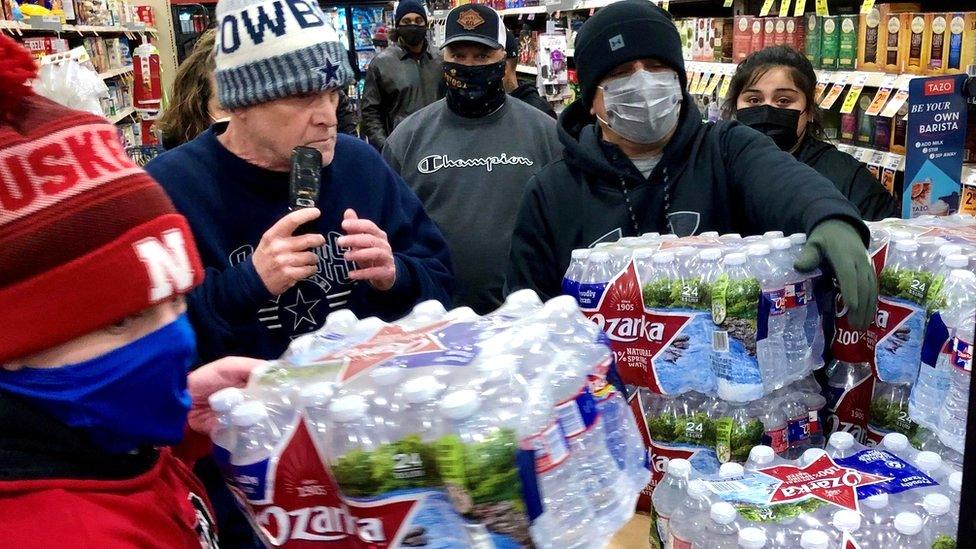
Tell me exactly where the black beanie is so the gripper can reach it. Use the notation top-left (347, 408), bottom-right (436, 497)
top-left (395, 0), bottom-right (427, 25)
top-left (574, 0), bottom-right (686, 107)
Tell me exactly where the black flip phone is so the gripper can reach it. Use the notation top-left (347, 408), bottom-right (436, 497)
top-left (289, 146), bottom-right (322, 235)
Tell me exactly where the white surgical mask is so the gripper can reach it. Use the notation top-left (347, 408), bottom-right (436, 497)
top-left (598, 69), bottom-right (683, 145)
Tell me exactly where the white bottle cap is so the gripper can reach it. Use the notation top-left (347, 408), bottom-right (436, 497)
top-left (949, 269), bottom-right (976, 283)
top-left (895, 239), bottom-right (919, 252)
top-left (915, 451), bottom-right (943, 472)
top-left (922, 493), bottom-right (951, 515)
top-left (570, 248), bottom-right (590, 259)
top-left (799, 530), bottom-right (829, 549)
top-left (230, 400), bottom-right (269, 427)
top-left (325, 308), bottom-right (358, 330)
top-left (738, 527), bottom-right (766, 548)
top-left (950, 471), bottom-right (963, 492)
top-left (667, 458), bottom-right (692, 477)
top-left (828, 431), bottom-right (854, 451)
top-left (633, 246), bottom-right (657, 260)
top-left (440, 389), bottom-right (481, 420)
top-left (789, 233), bottom-right (807, 246)
top-left (687, 479), bottom-right (710, 498)
top-left (445, 306), bottom-right (479, 322)
top-left (939, 244), bottom-right (964, 258)
top-left (298, 381), bottom-right (335, 406)
top-left (209, 387), bottom-right (245, 413)
top-left (642, 232), bottom-right (661, 238)
top-left (589, 251), bottom-right (610, 262)
top-left (881, 432), bottom-right (909, 452)
top-left (353, 317), bottom-right (386, 336)
top-left (413, 299), bottom-right (447, 318)
top-left (653, 252), bottom-right (676, 264)
top-left (403, 375), bottom-right (445, 404)
top-left (747, 244), bottom-right (771, 256)
top-left (329, 395), bottom-right (368, 423)
top-left (863, 493), bottom-right (889, 510)
top-left (748, 445), bottom-right (775, 465)
top-left (710, 502), bottom-right (738, 524)
top-left (700, 231), bottom-right (720, 238)
top-left (700, 248), bottom-right (723, 261)
top-left (894, 512), bottom-right (923, 535)
top-left (764, 230), bottom-right (785, 238)
top-left (832, 509), bottom-right (861, 532)
top-left (507, 289), bottom-right (543, 309)
top-left (370, 365), bottom-right (403, 386)
top-left (945, 254), bottom-right (970, 269)
top-left (890, 230), bottom-right (912, 241)
top-left (770, 237), bottom-right (792, 251)
top-left (720, 462), bottom-right (745, 478)
top-left (542, 295), bottom-right (579, 316)
top-left (660, 234), bottom-right (678, 241)
top-left (721, 233), bottom-right (743, 240)
top-left (724, 253), bottom-right (747, 266)
top-left (800, 448), bottom-right (827, 466)
top-left (618, 237), bottom-right (642, 246)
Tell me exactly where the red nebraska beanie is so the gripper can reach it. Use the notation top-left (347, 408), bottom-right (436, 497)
top-left (0, 34), bottom-right (204, 364)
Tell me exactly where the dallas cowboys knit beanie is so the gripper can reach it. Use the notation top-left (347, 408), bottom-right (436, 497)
top-left (214, 0), bottom-right (355, 109)
top-left (574, 0), bottom-right (685, 107)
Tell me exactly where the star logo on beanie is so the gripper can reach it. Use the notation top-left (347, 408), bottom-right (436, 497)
top-left (312, 56), bottom-right (341, 87)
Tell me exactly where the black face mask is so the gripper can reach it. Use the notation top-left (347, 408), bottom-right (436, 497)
top-left (736, 105), bottom-right (804, 151)
top-left (397, 25), bottom-right (427, 48)
top-left (443, 61), bottom-right (506, 118)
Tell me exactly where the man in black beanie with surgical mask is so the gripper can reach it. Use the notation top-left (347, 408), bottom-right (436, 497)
top-left (362, 0), bottom-right (443, 151)
top-left (384, 3), bottom-right (561, 314)
top-left (506, 0), bottom-right (879, 331)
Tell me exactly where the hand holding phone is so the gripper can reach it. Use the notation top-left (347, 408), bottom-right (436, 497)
top-left (289, 146), bottom-right (322, 235)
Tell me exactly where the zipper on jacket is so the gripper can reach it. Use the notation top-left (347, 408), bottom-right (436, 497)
top-left (620, 167), bottom-right (672, 236)
top-left (619, 177), bottom-right (640, 235)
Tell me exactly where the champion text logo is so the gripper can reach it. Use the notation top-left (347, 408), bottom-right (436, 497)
top-left (416, 153), bottom-right (534, 174)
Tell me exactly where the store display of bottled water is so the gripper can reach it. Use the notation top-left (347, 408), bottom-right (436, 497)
top-left (211, 294), bottom-right (649, 548)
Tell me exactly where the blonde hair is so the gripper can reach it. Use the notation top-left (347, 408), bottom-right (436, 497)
top-left (158, 30), bottom-right (218, 147)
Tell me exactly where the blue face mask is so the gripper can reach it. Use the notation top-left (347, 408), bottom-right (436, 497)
top-left (0, 314), bottom-right (196, 454)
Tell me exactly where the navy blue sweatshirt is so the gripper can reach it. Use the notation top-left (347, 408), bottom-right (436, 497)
top-left (146, 127), bottom-right (453, 362)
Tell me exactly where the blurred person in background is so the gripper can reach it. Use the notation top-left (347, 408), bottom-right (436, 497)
top-left (727, 46), bottom-right (898, 221)
top-left (158, 29), bottom-right (358, 150)
top-left (384, 4), bottom-right (560, 314)
top-left (0, 34), bottom-right (262, 546)
top-left (361, 0), bottom-right (443, 151)
top-left (372, 24), bottom-right (389, 53)
top-left (503, 29), bottom-right (556, 119)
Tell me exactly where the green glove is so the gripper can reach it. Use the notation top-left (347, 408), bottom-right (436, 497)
top-left (794, 219), bottom-right (878, 330)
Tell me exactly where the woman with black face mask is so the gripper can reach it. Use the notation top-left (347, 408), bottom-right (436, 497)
top-left (727, 46), bottom-right (898, 221)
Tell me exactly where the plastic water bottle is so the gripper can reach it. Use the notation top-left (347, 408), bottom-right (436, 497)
top-left (763, 230), bottom-right (785, 240)
top-left (913, 451), bottom-right (949, 485)
top-left (400, 374), bottom-right (448, 435)
top-left (799, 530), bottom-right (830, 549)
top-left (859, 493), bottom-right (893, 546)
top-left (298, 381), bottom-right (334, 440)
top-left (777, 389), bottom-right (812, 459)
top-left (920, 493), bottom-right (955, 547)
top-left (879, 432), bottom-right (917, 462)
top-left (230, 401), bottom-right (281, 503)
top-left (869, 379), bottom-right (916, 440)
top-left (756, 398), bottom-right (789, 456)
top-left (830, 509), bottom-right (863, 546)
top-left (608, 246), bottom-right (634, 275)
top-left (744, 445), bottom-right (781, 470)
top-left (889, 512), bottom-right (927, 548)
top-left (712, 252), bottom-right (765, 402)
top-left (790, 233), bottom-right (825, 373)
top-left (670, 479), bottom-right (713, 549)
top-left (653, 458), bottom-right (692, 547)
top-left (634, 247), bottom-right (657, 284)
top-left (562, 249), bottom-right (590, 299)
top-left (209, 387), bottom-right (245, 477)
top-left (770, 238), bottom-right (809, 380)
top-left (948, 471), bottom-right (962, 522)
top-left (577, 251), bottom-right (614, 309)
top-left (700, 231), bottom-right (720, 238)
top-left (799, 447), bottom-right (827, 466)
top-left (827, 431), bottom-right (859, 459)
top-left (936, 270), bottom-right (976, 453)
top-left (737, 527), bottom-right (766, 548)
top-left (282, 308), bottom-right (359, 363)
top-left (824, 355), bottom-right (873, 445)
top-left (719, 462), bottom-right (745, 478)
top-left (693, 502), bottom-right (740, 548)
top-left (748, 244), bottom-right (787, 391)
top-left (397, 299), bottom-right (447, 330)
top-left (803, 392), bottom-right (827, 449)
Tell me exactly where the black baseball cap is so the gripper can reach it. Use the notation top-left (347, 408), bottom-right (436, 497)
top-left (442, 4), bottom-right (506, 50)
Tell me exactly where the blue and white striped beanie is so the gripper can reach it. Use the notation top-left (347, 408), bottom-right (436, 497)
top-left (214, 0), bottom-right (354, 109)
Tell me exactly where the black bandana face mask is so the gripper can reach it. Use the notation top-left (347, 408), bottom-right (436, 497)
top-left (397, 25), bottom-right (427, 48)
top-left (443, 60), bottom-right (507, 118)
top-left (736, 104), bottom-right (804, 151)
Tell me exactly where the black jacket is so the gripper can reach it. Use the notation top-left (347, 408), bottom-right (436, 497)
top-left (794, 136), bottom-right (900, 221)
top-left (510, 83), bottom-right (557, 119)
top-left (361, 43), bottom-right (443, 151)
top-left (506, 95), bottom-right (869, 300)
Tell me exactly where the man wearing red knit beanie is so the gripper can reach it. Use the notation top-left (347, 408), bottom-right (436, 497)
top-left (0, 34), bottom-right (263, 546)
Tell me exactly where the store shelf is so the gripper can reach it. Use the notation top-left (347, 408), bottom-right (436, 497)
top-left (0, 19), bottom-right (156, 34)
top-left (836, 143), bottom-right (906, 171)
top-left (98, 65), bottom-right (133, 80)
top-left (106, 106), bottom-right (135, 124)
top-left (499, 5), bottom-right (547, 16)
top-left (516, 64), bottom-right (538, 75)
top-left (685, 61), bottom-right (919, 89)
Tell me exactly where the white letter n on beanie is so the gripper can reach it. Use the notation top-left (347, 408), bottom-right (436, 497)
top-left (214, 0), bottom-right (354, 109)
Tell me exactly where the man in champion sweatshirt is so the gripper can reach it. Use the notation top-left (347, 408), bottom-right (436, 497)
top-left (147, 0), bottom-right (454, 364)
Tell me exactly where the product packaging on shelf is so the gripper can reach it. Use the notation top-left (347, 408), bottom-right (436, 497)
top-left (820, 16), bottom-right (840, 69)
top-left (804, 14), bottom-right (822, 67)
top-left (946, 12), bottom-right (976, 74)
top-left (837, 14), bottom-right (858, 70)
top-left (904, 12), bottom-right (929, 74)
top-left (733, 15), bottom-right (754, 63)
top-left (925, 13), bottom-right (950, 74)
top-left (858, 7), bottom-right (884, 71)
top-left (211, 295), bottom-right (649, 548)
